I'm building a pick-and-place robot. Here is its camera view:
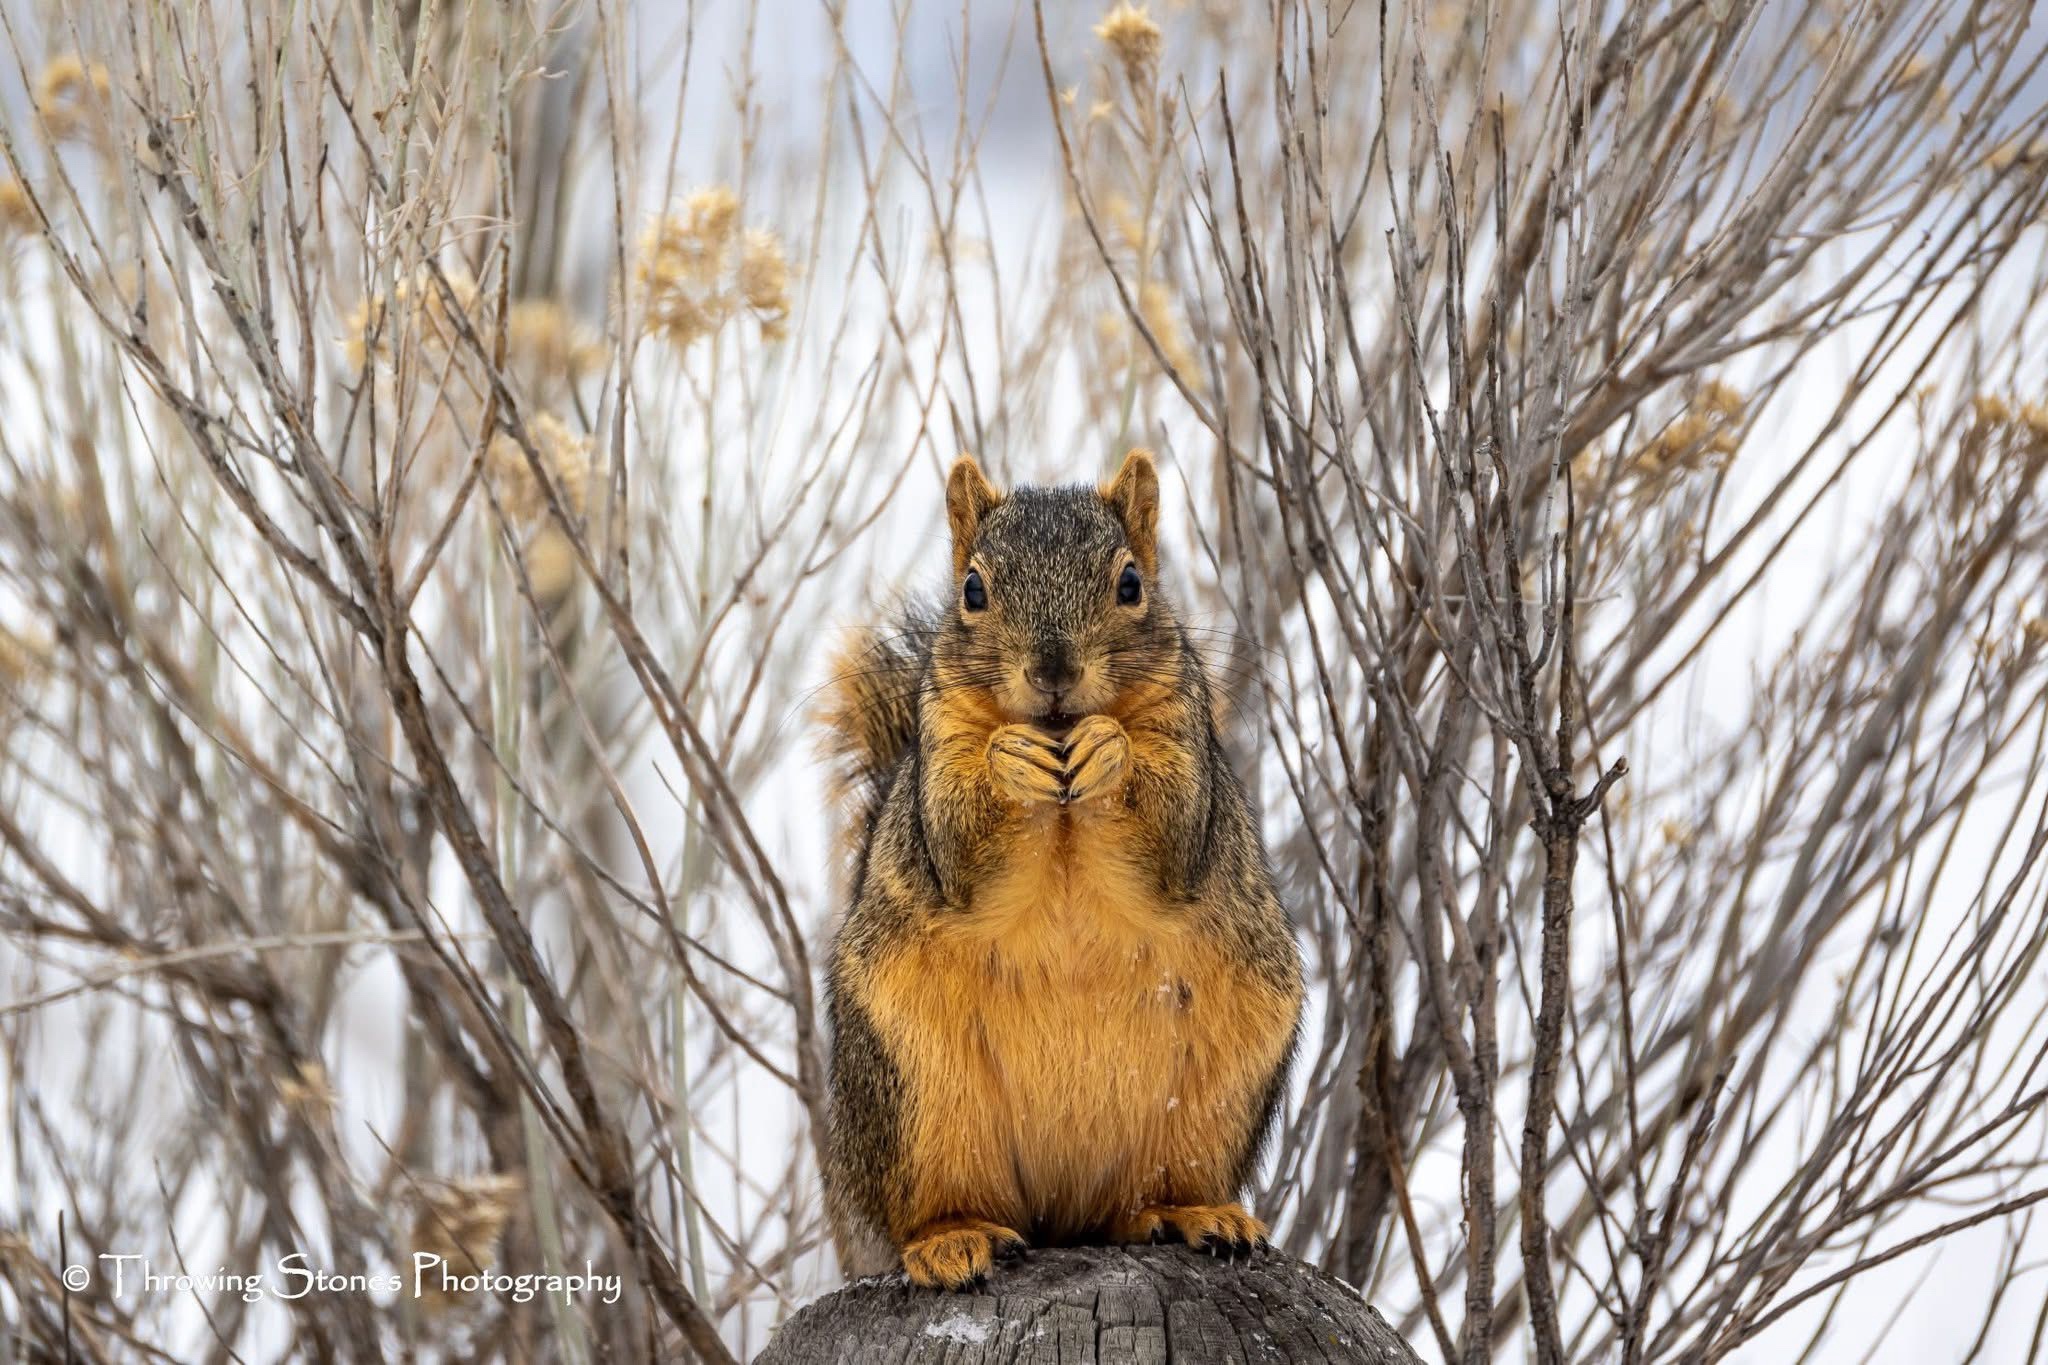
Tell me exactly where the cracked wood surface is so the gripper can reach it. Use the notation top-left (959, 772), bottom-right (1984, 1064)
top-left (754, 1244), bottom-right (1424, 1364)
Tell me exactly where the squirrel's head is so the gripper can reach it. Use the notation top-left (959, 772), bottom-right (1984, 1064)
top-left (932, 449), bottom-right (1179, 734)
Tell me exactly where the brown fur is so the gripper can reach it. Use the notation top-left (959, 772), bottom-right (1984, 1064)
top-left (821, 451), bottom-right (1303, 1288)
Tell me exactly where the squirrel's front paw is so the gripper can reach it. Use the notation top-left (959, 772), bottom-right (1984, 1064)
top-left (988, 725), bottom-right (1067, 806)
top-left (1060, 715), bottom-right (1131, 805)
top-left (901, 1218), bottom-right (1026, 1289)
top-left (1111, 1202), bottom-right (1268, 1254)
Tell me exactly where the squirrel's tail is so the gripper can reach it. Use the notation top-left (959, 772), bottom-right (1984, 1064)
top-left (817, 606), bottom-right (934, 827)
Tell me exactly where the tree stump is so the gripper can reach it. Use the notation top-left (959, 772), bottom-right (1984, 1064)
top-left (755, 1244), bottom-right (1423, 1364)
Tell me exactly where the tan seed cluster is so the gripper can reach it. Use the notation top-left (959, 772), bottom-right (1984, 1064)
top-left (341, 267), bottom-right (481, 371)
top-left (1986, 137), bottom-right (2045, 172)
top-left (507, 299), bottom-right (605, 383)
top-left (1969, 394), bottom-right (2048, 456)
top-left (0, 180), bottom-right (32, 236)
top-left (1631, 380), bottom-right (1745, 480)
top-left (277, 1060), bottom-right (336, 1115)
top-left (0, 623), bottom-right (51, 685)
top-left (487, 412), bottom-right (593, 526)
top-left (36, 55), bottom-right (111, 139)
top-left (408, 1174), bottom-right (521, 1309)
top-left (1095, 4), bottom-right (1163, 85)
top-left (635, 186), bottom-right (792, 350)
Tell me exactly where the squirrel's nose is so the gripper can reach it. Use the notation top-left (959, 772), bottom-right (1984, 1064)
top-left (1025, 652), bottom-right (1077, 699)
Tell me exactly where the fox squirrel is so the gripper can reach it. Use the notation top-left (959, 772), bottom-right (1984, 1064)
top-left (818, 449), bottom-right (1303, 1290)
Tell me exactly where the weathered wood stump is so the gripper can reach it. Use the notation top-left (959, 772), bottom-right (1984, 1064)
top-left (755, 1244), bottom-right (1423, 1364)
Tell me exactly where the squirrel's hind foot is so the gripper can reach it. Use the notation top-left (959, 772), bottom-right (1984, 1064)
top-left (1111, 1202), bottom-right (1268, 1255)
top-left (901, 1218), bottom-right (1027, 1290)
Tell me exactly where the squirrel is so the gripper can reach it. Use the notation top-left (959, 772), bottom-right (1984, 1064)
top-left (817, 448), bottom-right (1303, 1290)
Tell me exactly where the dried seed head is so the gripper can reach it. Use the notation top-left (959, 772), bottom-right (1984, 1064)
top-left (409, 1173), bottom-right (521, 1309)
top-left (277, 1060), bottom-right (335, 1115)
top-left (340, 266), bottom-right (480, 370)
top-left (2021, 403), bottom-right (2048, 446)
top-left (339, 295), bottom-right (383, 371)
top-left (1095, 4), bottom-right (1163, 84)
top-left (1104, 194), bottom-right (1145, 255)
top-left (37, 54), bottom-right (109, 101)
top-left (1698, 380), bottom-right (1745, 422)
top-left (1627, 379), bottom-right (1746, 496)
top-left (1137, 280), bottom-right (1198, 387)
top-left (524, 527), bottom-right (579, 601)
top-left (636, 187), bottom-right (793, 350)
top-left (0, 624), bottom-right (52, 685)
top-left (1969, 394), bottom-right (2048, 459)
top-left (508, 299), bottom-right (604, 382)
top-left (1986, 137), bottom-right (2045, 172)
top-left (0, 180), bottom-right (32, 236)
top-left (737, 229), bottom-right (792, 339)
top-left (488, 413), bottom-right (593, 525)
top-left (685, 185), bottom-right (740, 245)
top-left (36, 55), bottom-right (111, 139)
top-left (1972, 395), bottom-right (2012, 428)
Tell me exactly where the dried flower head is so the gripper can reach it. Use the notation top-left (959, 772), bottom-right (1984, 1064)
top-left (1104, 194), bottom-right (1145, 256)
top-left (1088, 280), bottom-right (1201, 410)
top-left (1095, 4), bottom-right (1163, 84)
top-left (277, 1060), bottom-right (335, 1115)
top-left (688, 185), bottom-right (740, 242)
top-left (409, 1173), bottom-right (521, 1309)
top-left (737, 229), bottom-right (792, 339)
top-left (339, 295), bottom-right (384, 370)
top-left (0, 623), bottom-right (52, 686)
top-left (635, 186), bottom-right (792, 350)
top-left (340, 266), bottom-right (481, 370)
top-left (523, 527), bottom-right (580, 602)
top-left (1969, 393), bottom-right (2048, 454)
top-left (36, 55), bottom-right (111, 139)
top-left (1697, 380), bottom-right (1745, 422)
top-left (508, 299), bottom-right (605, 384)
top-left (1885, 54), bottom-right (1932, 94)
top-left (0, 180), bottom-right (32, 237)
top-left (1986, 137), bottom-right (2045, 172)
top-left (1628, 379), bottom-right (1746, 494)
top-left (2021, 403), bottom-right (2048, 446)
top-left (1137, 280), bottom-right (1198, 387)
top-left (37, 54), bottom-right (110, 105)
top-left (1971, 394), bottom-right (2012, 428)
top-left (487, 413), bottom-right (593, 526)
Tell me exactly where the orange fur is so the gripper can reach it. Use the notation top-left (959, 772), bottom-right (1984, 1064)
top-left (847, 693), bottom-right (1297, 1251)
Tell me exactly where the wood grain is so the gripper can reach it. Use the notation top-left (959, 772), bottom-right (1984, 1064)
top-left (755, 1244), bottom-right (1422, 1364)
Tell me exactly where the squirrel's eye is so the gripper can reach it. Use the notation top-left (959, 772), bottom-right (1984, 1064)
top-left (962, 569), bottom-right (988, 612)
top-left (1117, 562), bottom-right (1143, 606)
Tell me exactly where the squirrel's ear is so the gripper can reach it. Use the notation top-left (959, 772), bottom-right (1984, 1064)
top-left (946, 455), bottom-right (1000, 573)
top-left (1104, 448), bottom-right (1160, 571)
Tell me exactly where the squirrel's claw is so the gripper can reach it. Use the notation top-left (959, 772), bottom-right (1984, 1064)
top-left (1059, 715), bottom-right (1132, 805)
top-left (988, 725), bottom-right (1069, 806)
top-left (1111, 1202), bottom-right (1269, 1257)
top-left (901, 1219), bottom-right (1027, 1290)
